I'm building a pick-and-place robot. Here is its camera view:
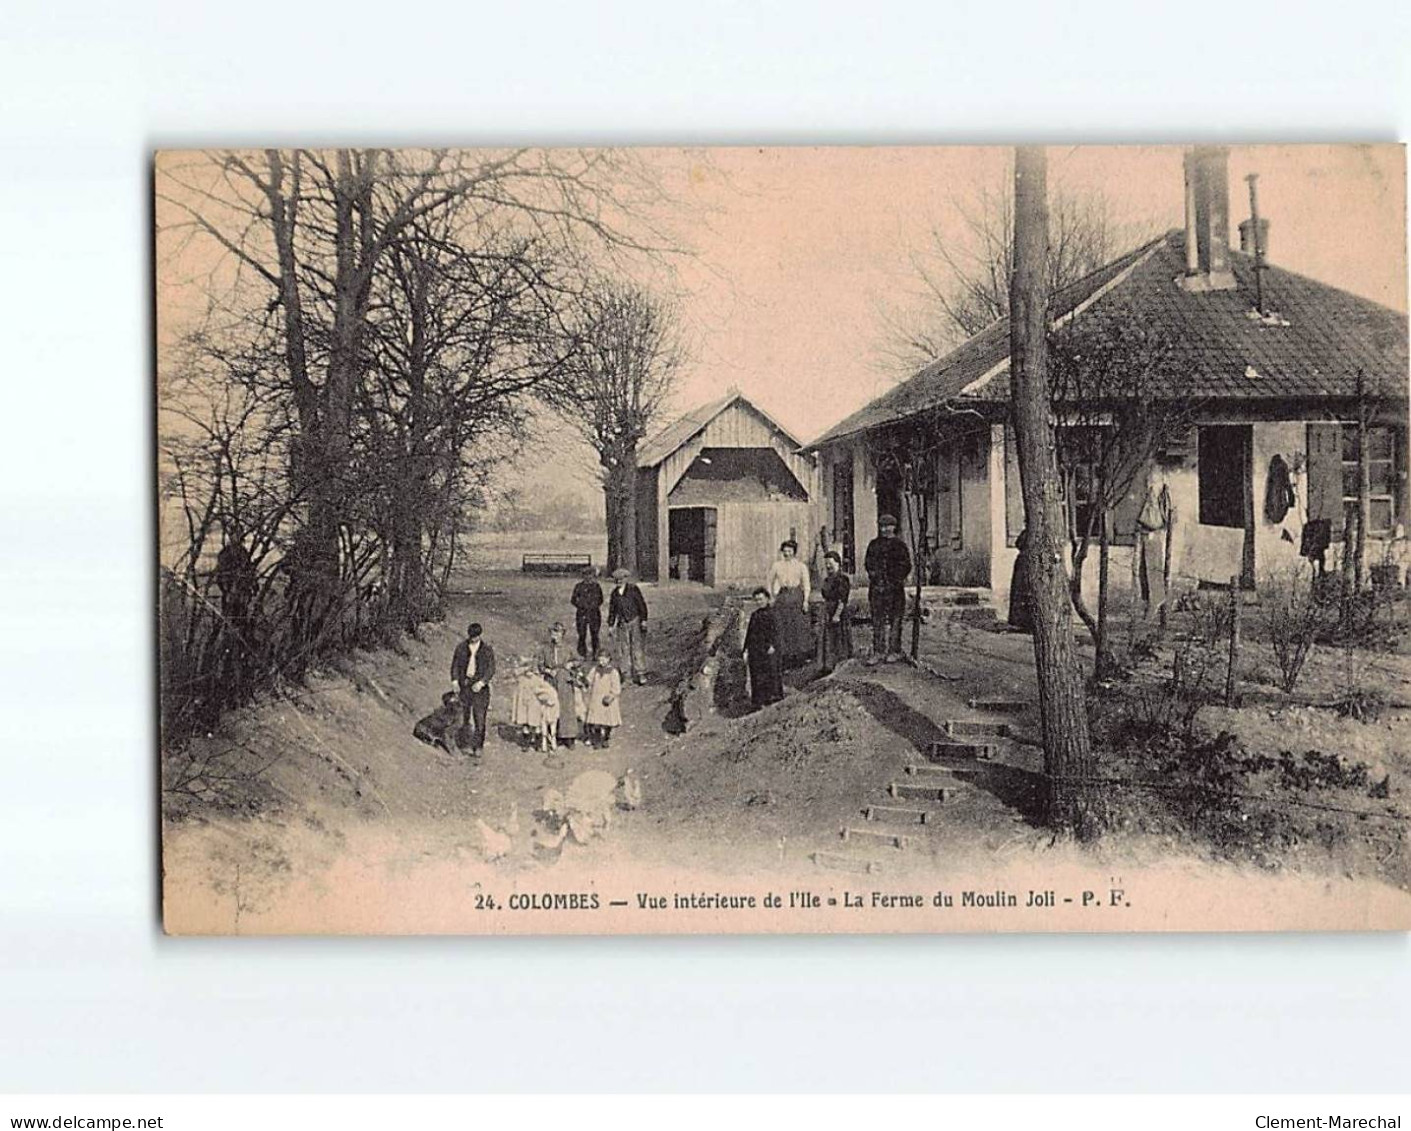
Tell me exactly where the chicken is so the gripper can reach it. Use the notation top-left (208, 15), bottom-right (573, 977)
top-left (618, 768), bottom-right (643, 810)
top-left (531, 821), bottom-right (569, 854)
top-left (475, 818), bottom-right (513, 862)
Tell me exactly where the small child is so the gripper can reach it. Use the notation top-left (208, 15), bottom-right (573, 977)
top-left (510, 656), bottom-right (543, 746)
top-left (533, 670), bottom-right (560, 753)
top-left (583, 651), bottom-right (622, 747)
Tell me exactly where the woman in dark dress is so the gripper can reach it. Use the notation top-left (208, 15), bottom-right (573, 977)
top-left (819, 550), bottom-right (852, 673)
top-left (742, 587), bottom-right (784, 709)
top-left (1007, 528), bottom-right (1034, 634)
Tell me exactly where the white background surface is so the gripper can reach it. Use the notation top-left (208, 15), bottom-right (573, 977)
top-left (1, 0), bottom-right (1408, 1094)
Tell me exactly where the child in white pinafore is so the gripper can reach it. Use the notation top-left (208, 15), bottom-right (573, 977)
top-left (583, 651), bottom-right (622, 748)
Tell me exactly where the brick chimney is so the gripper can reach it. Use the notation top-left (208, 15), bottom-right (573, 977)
top-left (1179, 145), bottom-right (1237, 292)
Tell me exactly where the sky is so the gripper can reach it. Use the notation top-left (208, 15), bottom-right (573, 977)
top-left (513, 143), bottom-right (1406, 512)
top-left (650, 144), bottom-right (1408, 442)
top-left (154, 145), bottom-right (1409, 514)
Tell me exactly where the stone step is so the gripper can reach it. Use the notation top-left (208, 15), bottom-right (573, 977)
top-left (889, 781), bottom-right (955, 803)
top-left (966, 696), bottom-right (1029, 713)
top-left (865, 804), bottom-right (933, 826)
top-left (905, 763), bottom-right (965, 780)
top-left (841, 826), bottom-right (908, 850)
top-left (813, 850), bottom-right (881, 875)
top-left (945, 719), bottom-right (1011, 738)
top-left (927, 740), bottom-right (994, 762)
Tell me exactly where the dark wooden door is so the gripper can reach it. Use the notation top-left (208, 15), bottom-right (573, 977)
top-left (832, 458), bottom-right (855, 572)
top-left (702, 508), bottom-right (717, 588)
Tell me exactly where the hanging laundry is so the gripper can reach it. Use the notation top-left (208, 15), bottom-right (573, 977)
top-left (1264, 453), bottom-right (1296, 524)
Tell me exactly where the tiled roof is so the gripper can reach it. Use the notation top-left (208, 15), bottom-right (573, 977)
top-left (808, 229), bottom-right (1409, 448)
top-left (637, 390), bottom-right (805, 468)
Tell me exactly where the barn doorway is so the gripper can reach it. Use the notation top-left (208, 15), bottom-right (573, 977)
top-left (668, 507), bottom-right (717, 585)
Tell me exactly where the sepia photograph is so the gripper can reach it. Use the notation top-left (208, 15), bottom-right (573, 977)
top-left (154, 143), bottom-right (1411, 935)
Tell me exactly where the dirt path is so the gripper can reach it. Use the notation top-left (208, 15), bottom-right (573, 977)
top-left (161, 576), bottom-right (1411, 933)
top-left (161, 574), bottom-right (719, 929)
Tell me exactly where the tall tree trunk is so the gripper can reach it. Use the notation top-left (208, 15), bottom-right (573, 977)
top-left (603, 468), bottom-right (625, 573)
top-left (263, 150), bottom-right (318, 494)
top-left (1096, 516), bottom-right (1111, 677)
top-left (911, 482), bottom-right (927, 660)
top-left (390, 256), bottom-right (433, 631)
top-left (1008, 146), bottom-right (1099, 835)
top-left (621, 443), bottom-right (639, 577)
top-left (1354, 370), bottom-right (1370, 592)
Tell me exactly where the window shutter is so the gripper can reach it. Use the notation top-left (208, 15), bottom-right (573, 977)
top-left (1306, 422), bottom-right (1344, 532)
top-left (1004, 424), bottom-right (1024, 546)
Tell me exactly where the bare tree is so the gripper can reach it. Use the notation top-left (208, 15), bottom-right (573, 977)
top-left (1047, 305), bottom-right (1198, 676)
top-left (361, 211), bottom-right (574, 629)
top-left (1009, 146), bottom-right (1098, 835)
top-left (881, 177), bottom-right (1136, 374)
top-left (545, 281), bottom-right (684, 572)
top-left (157, 147), bottom-right (675, 655)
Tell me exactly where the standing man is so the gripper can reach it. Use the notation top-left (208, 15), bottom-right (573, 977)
top-left (570, 567), bottom-right (604, 658)
top-left (863, 513), bottom-right (911, 664)
top-left (450, 622), bottom-right (496, 754)
top-left (607, 567), bottom-right (650, 685)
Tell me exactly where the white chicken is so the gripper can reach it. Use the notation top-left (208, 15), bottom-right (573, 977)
top-left (618, 768), bottom-right (643, 810)
top-left (475, 817), bottom-right (513, 862)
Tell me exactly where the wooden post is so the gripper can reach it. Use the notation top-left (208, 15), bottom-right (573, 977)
top-left (1225, 575), bottom-right (1241, 706)
top-left (1354, 370), bottom-right (1371, 593)
top-left (1159, 497), bottom-right (1175, 633)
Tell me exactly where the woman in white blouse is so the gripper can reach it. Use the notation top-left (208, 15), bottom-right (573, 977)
top-left (766, 539), bottom-right (813, 667)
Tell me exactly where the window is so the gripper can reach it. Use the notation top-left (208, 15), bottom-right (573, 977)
top-left (1197, 425), bottom-right (1249, 529)
top-left (1057, 427), bottom-right (1140, 546)
top-left (1342, 424), bottom-right (1398, 536)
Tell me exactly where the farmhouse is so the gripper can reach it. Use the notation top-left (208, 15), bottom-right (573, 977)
top-left (635, 390), bottom-right (819, 587)
top-left (808, 146), bottom-right (1410, 607)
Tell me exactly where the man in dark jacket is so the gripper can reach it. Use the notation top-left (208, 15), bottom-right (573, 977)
top-left (450, 622), bottom-right (496, 753)
top-left (570, 568), bottom-right (605, 658)
top-left (607, 568), bottom-right (650, 685)
top-left (863, 513), bottom-right (911, 664)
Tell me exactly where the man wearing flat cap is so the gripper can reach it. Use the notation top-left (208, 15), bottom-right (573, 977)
top-left (607, 567), bottom-right (650, 685)
top-left (863, 513), bottom-right (911, 664)
top-left (450, 622), bottom-right (496, 753)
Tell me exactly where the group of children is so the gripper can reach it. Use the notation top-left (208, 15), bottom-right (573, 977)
top-left (510, 649), bottom-right (622, 753)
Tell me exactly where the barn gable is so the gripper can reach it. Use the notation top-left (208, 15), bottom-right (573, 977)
top-left (635, 392), bottom-right (819, 585)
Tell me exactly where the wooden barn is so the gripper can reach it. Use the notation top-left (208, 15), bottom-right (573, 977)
top-left (635, 391), bottom-right (819, 587)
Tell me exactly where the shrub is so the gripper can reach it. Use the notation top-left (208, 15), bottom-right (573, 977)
top-left (1333, 684), bottom-right (1387, 724)
top-left (1260, 564), bottom-right (1331, 694)
top-left (1127, 592), bottom-right (1229, 739)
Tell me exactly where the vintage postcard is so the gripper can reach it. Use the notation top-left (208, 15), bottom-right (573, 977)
top-left (156, 144), bottom-right (1411, 934)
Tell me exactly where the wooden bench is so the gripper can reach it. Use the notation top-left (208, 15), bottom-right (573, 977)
top-left (522, 552), bottom-right (594, 575)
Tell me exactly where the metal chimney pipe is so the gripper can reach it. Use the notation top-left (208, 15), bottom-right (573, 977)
top-left (1183, 151), bottom-right (1200, 276)
top-left (1246, 173), bottom-right (1266, 314)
